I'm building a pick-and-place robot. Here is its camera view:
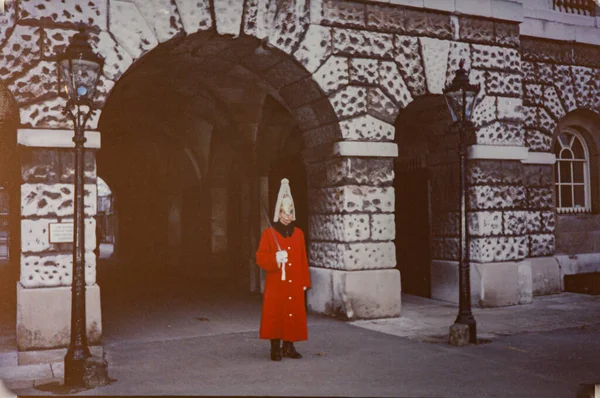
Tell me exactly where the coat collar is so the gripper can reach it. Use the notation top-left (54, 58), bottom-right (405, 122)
top-left (273, 221), bottom-right (295, 238)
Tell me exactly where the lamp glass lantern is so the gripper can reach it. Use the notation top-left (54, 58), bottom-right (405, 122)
top-left (57, 29), bottom-right (103, 105)
top-left (443, 60), bottom-right (481, 123)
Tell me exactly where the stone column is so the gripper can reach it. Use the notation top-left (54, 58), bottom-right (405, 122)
top-left (237, 123), bottom-right (261, 294)
top-left (466, 154), bottom-right (533, 308)
top-left (259, 176), bottom-right (269, 293)
top-left (206, 177), bottom-right (229, 280)
top-left (16, 129), bottom-right (102, 363)
top-left (430, 146), bottom-right (546, 307)
top-left (166, 192), bottom-right (182, 268)
top-left (211, 187), bottom-right (228, 256)
top-left (522, 158), bottom-right (560, 296)
top-left (305, 142), bottom-right (400, 320)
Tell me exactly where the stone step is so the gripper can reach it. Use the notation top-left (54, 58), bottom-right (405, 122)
top-left (0, 361), bottom-right (62, 390)
top-left (17, 346), bottom-right (103, 366)
top-left (0, 346), bottom-right (102, 391)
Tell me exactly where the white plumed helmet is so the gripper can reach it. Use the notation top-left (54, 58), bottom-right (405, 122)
top-left (273, 178), bottom-right (296, 222)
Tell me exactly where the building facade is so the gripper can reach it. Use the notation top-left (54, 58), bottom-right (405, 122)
top-left (0, 0), bottom-right (599, 358)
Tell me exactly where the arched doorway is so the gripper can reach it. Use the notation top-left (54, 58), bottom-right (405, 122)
top-left (395, 96), bottom-right (454, 298)
top-left (94, 31), bottom-right (325, 340)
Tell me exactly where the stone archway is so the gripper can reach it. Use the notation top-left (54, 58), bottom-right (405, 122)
top-left (7, 0), bottom-right (352, 355)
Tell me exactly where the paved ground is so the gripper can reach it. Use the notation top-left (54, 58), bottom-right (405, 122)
top-left (1, 262), bottom-right (600, 397)
top-left (17, 317), bottom-right (600, 397)
top-left (352, 292), bottom-right (600, 342)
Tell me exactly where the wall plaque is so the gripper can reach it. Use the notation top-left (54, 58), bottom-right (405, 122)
top-left (49, 222), bottom-right (74, 244)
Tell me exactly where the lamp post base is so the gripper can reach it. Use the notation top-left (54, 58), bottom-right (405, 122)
top-left (450, 313), bottom-right (477, 346)
top-left (449, 323), bottom-right (469, 346)
top-left (64, 349), bottom-right (90, 387)
top-left (455, 312), bottom-right (477, 344)
top-left (65, 353), bottom-right (109, 389)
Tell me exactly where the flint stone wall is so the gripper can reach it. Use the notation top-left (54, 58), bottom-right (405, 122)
top-left (306, 157), bottom-right (397, 271)
top-left (1, 0), bottom-right (525, 145)
top-left (20, 147), bottom-right (98, 288)
top-left (522, 37), bottom-right (600, 258)
top-left (431, 160), bottom-right (555, 263)
top-left (1, 1), bottom-right (599, 293)
top-left (522, 37), bottom-right (600, 153)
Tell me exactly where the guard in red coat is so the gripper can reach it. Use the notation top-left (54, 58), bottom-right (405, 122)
top-left (256, 178), bottom-right (311, 361)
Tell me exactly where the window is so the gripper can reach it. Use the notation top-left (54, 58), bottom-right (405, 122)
top-left (554, 129), bottom-right (592, 213)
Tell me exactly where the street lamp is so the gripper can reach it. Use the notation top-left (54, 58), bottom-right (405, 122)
top-left (443, 60), bottom-right (481, 345)
top-left (57, 26), bottom-right (104, 387)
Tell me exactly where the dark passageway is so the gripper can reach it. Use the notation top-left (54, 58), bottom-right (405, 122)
top-left (395, 96), bottom-right (454, 298)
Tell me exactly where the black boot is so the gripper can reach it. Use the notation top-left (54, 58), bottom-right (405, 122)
top-left (270, 339), bottom-right (282, 361)
top-left (282, 341), bottom-right (302, 359)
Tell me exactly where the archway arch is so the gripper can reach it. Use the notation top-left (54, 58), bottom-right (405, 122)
top-left (93, 23), bottom-right (342, 301)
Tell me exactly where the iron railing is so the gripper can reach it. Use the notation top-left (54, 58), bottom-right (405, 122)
top-left (553, 0), bottom-right (597, 16)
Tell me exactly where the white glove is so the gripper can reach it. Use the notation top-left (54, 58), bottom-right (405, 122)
top-left (275, 250), bottom-right (288, 266)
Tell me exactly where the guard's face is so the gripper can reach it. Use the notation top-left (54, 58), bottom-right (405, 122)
top-left (279, 197), bottom-right (295, 225)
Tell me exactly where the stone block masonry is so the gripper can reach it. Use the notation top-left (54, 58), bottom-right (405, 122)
top-left (16, 129), bottom-right (102, 354)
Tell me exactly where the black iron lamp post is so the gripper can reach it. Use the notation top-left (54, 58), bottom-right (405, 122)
top-left (443, 60), bottom-right (481, 344)
top-left (57, 27), bottom-right (104, 387)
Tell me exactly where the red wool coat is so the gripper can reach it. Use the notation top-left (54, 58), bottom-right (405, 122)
top-left (256, 226), bottom-right (311, 342)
